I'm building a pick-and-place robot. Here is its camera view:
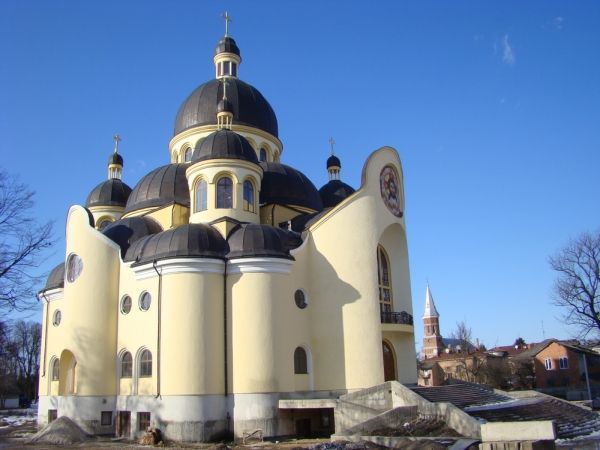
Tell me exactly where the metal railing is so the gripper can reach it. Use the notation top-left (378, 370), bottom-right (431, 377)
top-left (380, 310), bottom-right (413, 325)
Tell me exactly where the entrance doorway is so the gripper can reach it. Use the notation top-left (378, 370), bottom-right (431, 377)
top-left (116, 411), bottom-right (131, 438)
top-left (382, 340), bottom-right (396, 381)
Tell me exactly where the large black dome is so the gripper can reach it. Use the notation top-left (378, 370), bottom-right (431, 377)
top-left (319, 180), bottom-right (355, 208)
top-left (124, 163), bottom-right (190, 214)
top-left (103, 216), bottom-right (162, 256)
top-left (174, 78), bottom-right (278, 137)
top-left (227, 223), bottom-right (300, 260)
top-left (260, 162), bottom-right (323, 212)
top-left (86, 179), bottom-right (132, 208)
top-left (192, 129), bottom-right (259, 164)
top-left (125, 223), bottom-right (228, 264)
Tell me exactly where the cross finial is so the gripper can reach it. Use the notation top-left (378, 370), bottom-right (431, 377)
top-left (222, 78), bottom-right (229, 100)
top-left (113, 134), bottom-right (121, 154)
top-left (223, 11), bottom-right (231, 37)
top-left (328, 137), bottom-right (336, 155)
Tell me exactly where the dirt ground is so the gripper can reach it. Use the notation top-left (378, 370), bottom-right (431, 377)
top-left (0, 411), bottom-right (463, 449)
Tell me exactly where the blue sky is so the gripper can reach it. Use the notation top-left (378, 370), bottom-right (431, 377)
top-left (1, 1), bottom-right (599, 350)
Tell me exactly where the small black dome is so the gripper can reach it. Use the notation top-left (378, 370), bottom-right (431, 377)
top-left (86, 179), bottom-right (132, 208)
top-left (192, 129), bottom-right (259, 164)
top-left (44, 262), bottom-right (65, 291)
top-left (260, 162), bottom-right (323, 212)
top-left (227, 223), bottom-right (299, 260)
top-left (125, 223), bottom-right (228, 264)
top-left (103, 216), bottom-right (162, 256)
top-left (217, 98), bottom-right (234, 113)
top-left (319, 180), bottom-right (356, 208)
top-left (174, 78), bottom-right (278, 137)
top-left (215, 36), bottom-right (240, 56)
top-left (327, 155), bottom-right (341, 169)
top-left (124, 163), bottom-right (190, 213)
top-left (108, 152), bottom-right (123, 166)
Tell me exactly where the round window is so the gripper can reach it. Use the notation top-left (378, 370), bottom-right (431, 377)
top-left (121, 295), bottom-right (132, 314)
top-left (66, 253), bottom-right (83, 283)
top-left (52, 310), bottom-right (62, 326)
top-left (139, 292), bottom-right (151, 311)
top-left (294, 289), bottom-right (307, 309)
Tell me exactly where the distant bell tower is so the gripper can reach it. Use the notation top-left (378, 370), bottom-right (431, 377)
top-left (422, 284), bottom-right (444, 358)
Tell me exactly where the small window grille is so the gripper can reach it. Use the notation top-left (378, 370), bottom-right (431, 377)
top-left (101, 411), bottom-right (112, 426)
top-left (137, 412), bottom-right (151, 431)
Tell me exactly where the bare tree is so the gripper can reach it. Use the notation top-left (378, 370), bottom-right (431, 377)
top-left (11, 321), bottom-right (41, 401)
top-left (449, 320), bottom-right (473, 351)
top-left (549, 230), bottom-right (600, 337)
top-left (0, 170), bottom-right (53, 312)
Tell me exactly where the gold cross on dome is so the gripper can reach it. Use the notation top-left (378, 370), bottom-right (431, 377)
top-left (223, 11), bottom-right (231, 36)
top-left (329, 137), bottom-right (336, 155)
top-left (113, 134), bottom-right (121, 153)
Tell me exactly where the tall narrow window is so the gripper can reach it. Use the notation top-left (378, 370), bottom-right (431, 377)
top-left (216, 177), bottom-right (233, 208)
top-left (139, 350), bottom-right (152, 377)
top-left (243, 180), bottom-right (255, 212)
top-left (184, 147), bottom-right (193, 162)
top-left (377, 246), bottom-right (393, 314)
top-left (294, 347), bottom-right (308, 374)
top-left (259, 148), bottom-right (267, 162)
top-left (196, 180), bottom-right (207, 211)
top-left (51, 358), bottom-right (60, 381)
top-left (121, 352), bottom-right (132, 378)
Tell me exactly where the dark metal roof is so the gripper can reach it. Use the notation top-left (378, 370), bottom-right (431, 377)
top-left (327, 155), bottom-right (341, 169)
top-left (289, 208), bottom-right (332, 232)
top-left (86, 179), bottom-right (132, 208)
top-left (102, 216), bottom-right (163, 257)
top-left (217, 98), bottom-right (234, 113)
top-left (318, 180), bottom-right (355, 208)
top-left (125, 223), bottom-right (228, 264)
top-left (259, 162), bottom-right (323, 212)
top-left (124, 163), bottom-right (190, 214)
top-left (215, 36), bottom-right (240, 56)
top-left (227, 223), bottom-right (301, 260)
top-left (44, 262), bottom-right (65, 291)
top-left (192, 129), bottom-right (259, 164)
top-left (108, 152), bottom-right (123, 166)
top-left (174, 78), bottom-right (278, 137)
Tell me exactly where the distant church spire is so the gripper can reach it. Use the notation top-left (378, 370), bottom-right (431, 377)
top-left (326, 137), bottom-right (341, 181)
top-left (107, 134), bottom-right (123, 180)
top-left (422, 284), bottom-right (444, 358)
top-left (423, 284), bottom-right (439, 318)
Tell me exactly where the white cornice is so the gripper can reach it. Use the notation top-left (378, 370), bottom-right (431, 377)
top-left (38, 289), bottom-right (64, 303)
top-left (133, 258), bottom-right (225, 280)
top-left (227, 257), bottom-right (293, 274)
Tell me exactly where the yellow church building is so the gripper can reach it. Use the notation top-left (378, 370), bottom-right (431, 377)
top-left (37, 23), bottom-right (417, 442)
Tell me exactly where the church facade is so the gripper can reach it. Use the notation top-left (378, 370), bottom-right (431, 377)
top-left (37, 24), bottom-right (417, 441)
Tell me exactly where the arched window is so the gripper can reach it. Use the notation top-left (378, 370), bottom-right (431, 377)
top-left (184, 147), bottom-right (193, 162)
top-left (377, 245), bottom-right (392, 314)
top-left (216, 177), bottom-right (233, 208)
top-left (294, 347), bottom-right (308, 374)
top-left (196, 180), bottom-right (208, 212)
top-left (121, 352), bottom-right (132, 378)
top-left (243, 180), bottom-right (255, 212)
top-left (259, 148), bottom-right (267, 162)
top-left (51, 358), bottom-right (60, 381)
top-left (139, 350), bottom-right (152, 377)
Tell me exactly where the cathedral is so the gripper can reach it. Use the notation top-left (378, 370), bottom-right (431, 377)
top-left (37, 20), bottom-right (417, 441)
